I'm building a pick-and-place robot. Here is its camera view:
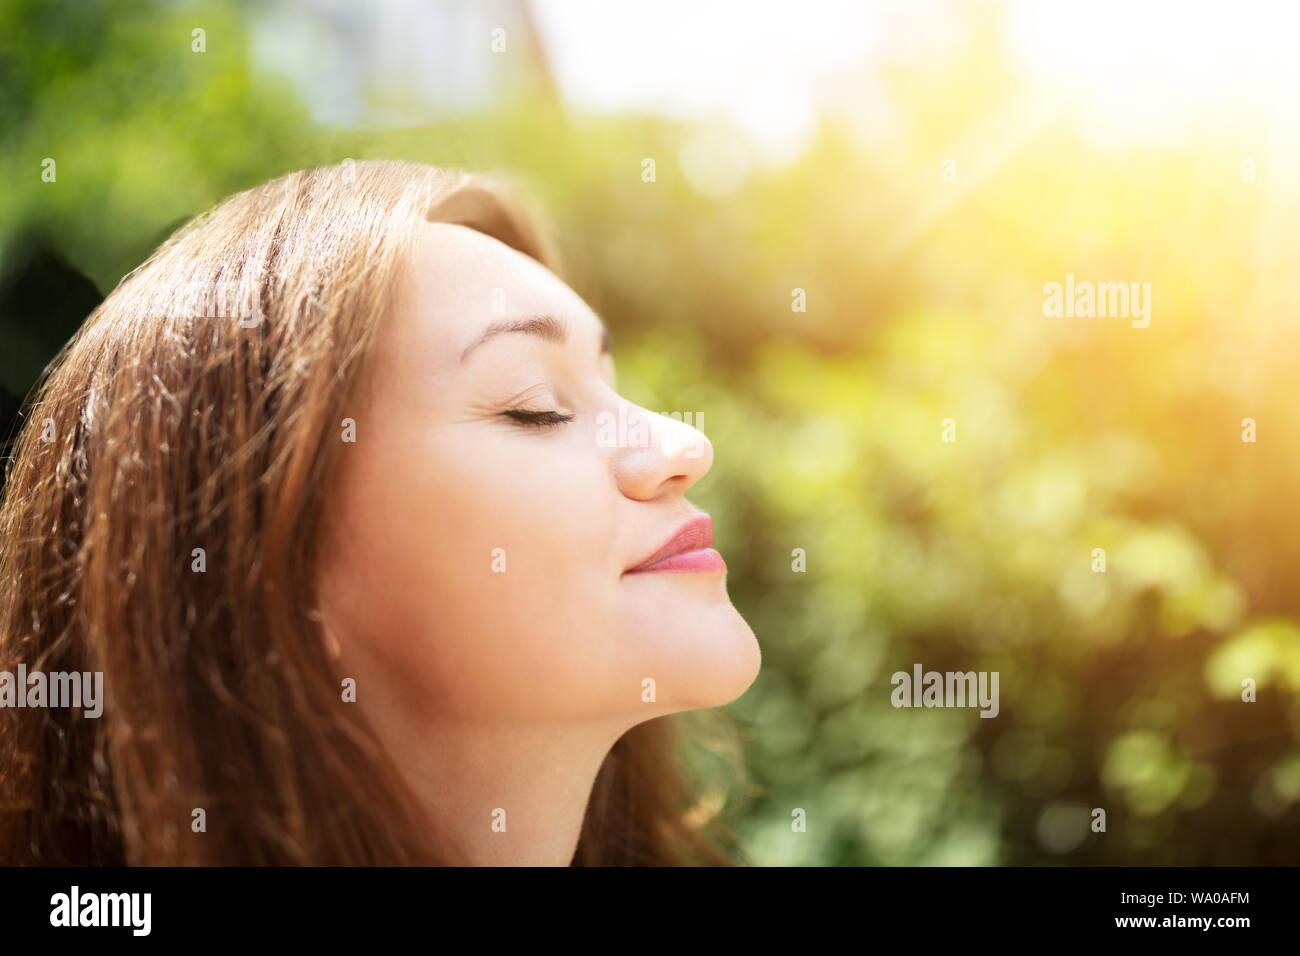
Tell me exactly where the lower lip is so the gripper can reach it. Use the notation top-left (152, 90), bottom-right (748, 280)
top-left (626, 547), bottom-right (727, 575)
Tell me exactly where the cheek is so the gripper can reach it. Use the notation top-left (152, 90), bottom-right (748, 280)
top-left (330, 419), bottom-right (629, 720)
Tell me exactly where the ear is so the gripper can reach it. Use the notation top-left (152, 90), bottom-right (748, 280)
top-left (322, 619), bottom-right (344, 662)
top-left (308, 607), bottom-right (345, 663)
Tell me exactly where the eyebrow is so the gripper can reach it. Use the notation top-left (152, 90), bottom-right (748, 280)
top-left (459, 314), bottom-right (612, 364)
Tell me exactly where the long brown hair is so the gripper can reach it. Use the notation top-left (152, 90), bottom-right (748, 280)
top-left (0, 160), bottom-right (746, 865)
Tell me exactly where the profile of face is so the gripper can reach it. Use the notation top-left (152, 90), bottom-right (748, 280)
top-left (316, 221), bottom-right (761, 732)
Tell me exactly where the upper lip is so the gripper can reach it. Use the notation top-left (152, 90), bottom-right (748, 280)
top-left (624, 515), bottom-right (714, 573)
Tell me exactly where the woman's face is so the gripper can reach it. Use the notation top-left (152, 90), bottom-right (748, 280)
top-left (316, 221), bottom-right (760, 727)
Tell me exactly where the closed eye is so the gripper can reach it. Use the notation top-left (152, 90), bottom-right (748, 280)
top-left (501, 408), bottom-right (575, 429)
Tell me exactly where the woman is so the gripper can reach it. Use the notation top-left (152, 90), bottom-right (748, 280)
top-left (0, 160), bottom-right (761, 865)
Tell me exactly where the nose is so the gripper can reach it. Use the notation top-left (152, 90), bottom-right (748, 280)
top-left (609, 403), bottom-right (713, 501)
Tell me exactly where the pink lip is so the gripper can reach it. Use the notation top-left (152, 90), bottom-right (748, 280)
top-left (624, 515), bottom-right (726, 575)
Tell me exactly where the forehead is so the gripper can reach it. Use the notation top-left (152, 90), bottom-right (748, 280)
top-left (388, 221), bottom-right (601, 369)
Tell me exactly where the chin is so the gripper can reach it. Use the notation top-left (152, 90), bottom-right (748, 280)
top-left (639, 599), bottom-right (761, 712)
top-left (704, 603), bottom-right (762, 705)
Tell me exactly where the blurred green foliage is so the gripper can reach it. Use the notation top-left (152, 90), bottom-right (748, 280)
top-left (3, 0), bottom-right (1298, 864)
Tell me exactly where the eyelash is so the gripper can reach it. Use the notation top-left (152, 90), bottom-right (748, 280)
top-left (501, 408), bottom-right (576, 430)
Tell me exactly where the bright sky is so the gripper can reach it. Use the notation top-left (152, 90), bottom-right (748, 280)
top-left (532, 0), bottom-right (1300, 161)
top-left (252, 0), bottom-right (1300, 198)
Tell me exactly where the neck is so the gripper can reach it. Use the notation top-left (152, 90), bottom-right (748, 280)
top-left (378, 710), bottom-right (632, 866)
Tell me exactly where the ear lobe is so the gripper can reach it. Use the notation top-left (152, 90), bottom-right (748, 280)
top-left (322, 619), bottom-right (343, 662)
top-left (308, 607), bottom-right (345, 662)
